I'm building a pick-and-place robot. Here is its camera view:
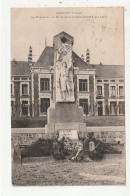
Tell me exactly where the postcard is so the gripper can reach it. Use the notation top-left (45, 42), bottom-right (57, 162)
top-left (10, 7), bottom-right (125, 186)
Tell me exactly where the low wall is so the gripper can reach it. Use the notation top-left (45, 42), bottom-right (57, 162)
top-left (12, 128), bottom-right (46, 146)
top-left (86, 126), bottom-right (125, 144)
top-left (11, 126), bottom-right (125, 146)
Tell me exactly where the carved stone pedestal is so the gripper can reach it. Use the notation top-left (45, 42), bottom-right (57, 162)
top-left (45, 103), bottom-right (86, 138)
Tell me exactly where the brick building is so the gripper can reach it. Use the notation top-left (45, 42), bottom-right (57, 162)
top-left (11, 32), bottom-right (125, 117)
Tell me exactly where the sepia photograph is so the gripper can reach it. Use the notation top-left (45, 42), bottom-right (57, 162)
top-left (11, 7), bottom-right (125, 186)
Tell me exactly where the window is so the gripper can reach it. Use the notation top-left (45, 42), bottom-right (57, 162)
top-left (79, 99), bottom-right (88, 115)
top-left (104, 80), bottom-right (109, 82)
top-left (98, 101), bottom-right (103, 116)
top-left (97, 86), bottom-right (102, 96)
top-left (41, 98), bottom-right (50, 114)
top-left (119, 80), bottom-right (124, 82)
top-left (22, 77), bottom-right (28, 80)
top-left (22, 84), bottom-right (28, 95)
top-left (11, 84), bottom-right (12, 95)
top-left (22, 100), bottom-right (28, 105)
top-left (110, 80), bottom-right (115, 82)
top-left (110, 86), bottom-right (116, 96)
top-left (79, 79), bottom-right (87, 92)
top-left (40, 78), bottom-right (50, 91)
top-left (11, 101), bottom-right (15, 116)
top-left (97, 80), bottom-right (102, 82)
top-left (22, 100), bottom-right (28, 116)
top-left (11, 83), bottom-right (14, 96)
top-left (119, 86), bottom-right (124, 96)
top-left (110, 102), bottom-right (117, 115)
top-left (14, 77), bottom-right (20, 80)
top-left (119, 102), bottom-right (125, 115)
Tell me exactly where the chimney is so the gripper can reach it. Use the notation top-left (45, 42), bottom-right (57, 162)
top-left (28, 46), bottom-right (32, 63)
top-left (99, 62), bottom-right (103, 67)
top-left (45, 38), bottom-right (47, 47)
top-left (81, 54), bottom-right (84, 61)
top-left (12, 58), bottom-right (17, 64)
top-left (86, 49), bottom-right (90, 64)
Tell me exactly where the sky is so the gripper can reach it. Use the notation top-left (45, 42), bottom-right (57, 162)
top-left (11, 7), bottom-right (124, 65)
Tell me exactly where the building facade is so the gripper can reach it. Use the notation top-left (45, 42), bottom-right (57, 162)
top-left (11, 32), bottom-right (125, 117)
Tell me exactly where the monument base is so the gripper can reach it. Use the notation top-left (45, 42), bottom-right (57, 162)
top-left (45, 122), bottom-right (86, 133)
top-left (45, 103), bottom-right (87, 138)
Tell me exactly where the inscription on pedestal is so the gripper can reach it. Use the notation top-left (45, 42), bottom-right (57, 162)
top-left (58, 129), bottom-right (78, 140)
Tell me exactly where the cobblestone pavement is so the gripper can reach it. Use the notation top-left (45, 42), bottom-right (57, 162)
top-left (12, 154), bottom-right (125, 186)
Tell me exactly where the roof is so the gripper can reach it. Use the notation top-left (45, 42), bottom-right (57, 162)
top-left (34, 47), bottom-right (54, 68)
top-left (11, 49), bottom-right (124, 79)
top-left (34, 46), bottom-right (92, 70)
top-left (91, 64), bottom-right (124, 78)
top-left (72, 51), bottom-right (92, 70)
top-left (11, 61), bottom-right (30, 76)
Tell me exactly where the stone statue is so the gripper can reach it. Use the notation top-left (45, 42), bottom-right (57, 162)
top-left (56, 37), bottom-right (74, 101)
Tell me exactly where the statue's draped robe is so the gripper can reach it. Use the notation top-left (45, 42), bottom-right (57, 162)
top-left (56, 43), bottom-right (74, 100)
